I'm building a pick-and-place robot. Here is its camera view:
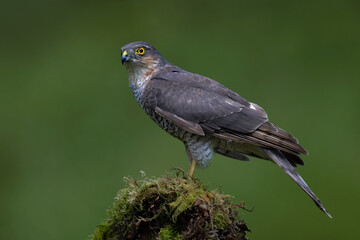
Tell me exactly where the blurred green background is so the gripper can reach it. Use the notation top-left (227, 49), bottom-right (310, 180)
top-left (1, 0), bottom-right (359, 239)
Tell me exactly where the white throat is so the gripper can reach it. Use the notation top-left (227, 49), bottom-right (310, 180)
top-left (125, 61), bottom-right (160, 107)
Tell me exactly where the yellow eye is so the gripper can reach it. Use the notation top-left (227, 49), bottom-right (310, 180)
top-left (137, 47), bottom-right (145, 55)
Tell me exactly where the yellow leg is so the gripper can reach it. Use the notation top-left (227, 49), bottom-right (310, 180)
top-left (188, 158), bottom-right (197, 177)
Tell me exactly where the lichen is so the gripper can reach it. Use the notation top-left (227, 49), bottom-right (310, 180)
top-left (91, 170), bottom-right (250, 240)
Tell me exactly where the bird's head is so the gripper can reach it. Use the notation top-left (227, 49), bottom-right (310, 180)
top-left (121, 41), bottom-right (166, 70)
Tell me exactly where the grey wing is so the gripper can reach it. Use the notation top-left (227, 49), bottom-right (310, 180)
top-left (143, 69), bottom-right (268, 135)
top-left (144, 67), bottom-right (307, 164)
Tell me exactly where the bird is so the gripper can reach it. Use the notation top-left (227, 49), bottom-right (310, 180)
top-left (121, 41), bottom-right (331, 218)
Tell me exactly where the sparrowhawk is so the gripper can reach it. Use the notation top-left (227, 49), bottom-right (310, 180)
top-left (121, 41), bottom-right (331, 218)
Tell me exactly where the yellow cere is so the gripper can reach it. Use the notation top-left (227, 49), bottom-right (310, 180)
top-left (122, 50), bottom-right (128, 57)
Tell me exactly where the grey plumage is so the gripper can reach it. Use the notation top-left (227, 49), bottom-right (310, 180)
top-left (121, 41), bottom-right (331, 218)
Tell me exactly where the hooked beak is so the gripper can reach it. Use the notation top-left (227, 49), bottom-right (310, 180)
top-left (121, 50), bottom-right (131, 65)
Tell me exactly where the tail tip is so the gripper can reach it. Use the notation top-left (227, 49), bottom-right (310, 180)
top-left (324, 210), bottom-right (332, 219)
top-left (321, 206), bottom-right (332, 219)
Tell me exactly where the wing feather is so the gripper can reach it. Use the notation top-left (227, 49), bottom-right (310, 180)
top-left (143, 69), bottom-right (268, 134)
top-left (154, 106), bottom-right (205, 136)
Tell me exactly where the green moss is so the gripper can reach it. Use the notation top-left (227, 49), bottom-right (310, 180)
top-left (91, 170), bottom-right (250, 240)
top-left (158, 225), bottom-right (182, 240)
top-left (91, 223), bottom-right (111, 240)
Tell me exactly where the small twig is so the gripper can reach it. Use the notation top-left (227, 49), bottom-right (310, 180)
top-left (234, 201), bottom-right (254, 212)
top-left (170, 167), bottom-right (185, 178)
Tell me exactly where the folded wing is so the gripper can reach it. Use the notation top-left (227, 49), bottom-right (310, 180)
top-left (143, 67), bottom-right (307, 164)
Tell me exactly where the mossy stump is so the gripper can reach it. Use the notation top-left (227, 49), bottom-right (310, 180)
top-left (91, 170), bottom-right (250, 240)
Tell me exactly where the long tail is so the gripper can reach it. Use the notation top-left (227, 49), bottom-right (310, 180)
top-left (264, 149), bottom-right (332, 218)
